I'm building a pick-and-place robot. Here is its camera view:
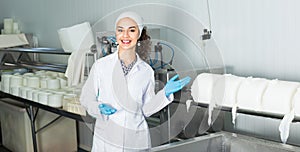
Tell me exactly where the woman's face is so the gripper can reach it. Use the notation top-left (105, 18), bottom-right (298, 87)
top-left (116, 17), bottom-right (139, 51)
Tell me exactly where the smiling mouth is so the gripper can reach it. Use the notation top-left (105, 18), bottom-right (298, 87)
top-left (121, 40), bottom-right (131, 44)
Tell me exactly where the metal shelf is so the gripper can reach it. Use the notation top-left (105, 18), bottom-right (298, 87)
top-left (19, 62), bottom-right (67, 73)
top-left (0, 62), bottom-right (68, 73)
top-left (0, 47), bottom-right (71, 55)
top-left (0, 91), bottom-right (94, 152)
top-left (0, 91), bottom-right (94, 123)
top-left (0, 47), bottom-right (71, 73)
top-left (0, 47), bottom-right (94, 152)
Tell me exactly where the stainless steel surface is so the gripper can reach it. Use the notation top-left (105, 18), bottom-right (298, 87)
top-left (155, 69), bottom-right (177, 91)
top-left (18, 63), bottom-right (66, 72)
top-left (0, 47), bottom-right (69, 54)
top-left (224, 112), bottom-right (300, 147)
top-left (151, 131), bottom-right (300, 152)
top-left (150, 103), bottom-right (214, 147)
top-left (180, 105), bottom-right (205, 138)
top-left (0, 47), bottom-right (70, 73)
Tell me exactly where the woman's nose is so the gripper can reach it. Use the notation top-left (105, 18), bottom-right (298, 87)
top-left (123, 30), bottom-right (129, 37)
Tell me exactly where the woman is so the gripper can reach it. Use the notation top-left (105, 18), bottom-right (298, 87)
top-left (80, 11), bottom-right (191, 152)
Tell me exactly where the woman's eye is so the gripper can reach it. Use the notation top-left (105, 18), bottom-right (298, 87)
top-left (130, 29), bottom-right (136, 32)
top-left (117, 29), bottom-right (123, 32)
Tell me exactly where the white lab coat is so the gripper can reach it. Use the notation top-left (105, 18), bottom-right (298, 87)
top-left (80, 51), bottom-right (173, 152)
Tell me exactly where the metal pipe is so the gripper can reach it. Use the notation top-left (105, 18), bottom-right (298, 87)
top-left (33, 108), bottom-right (39, 122)
top-left (35, 116), bottom-right (62, 133)
top-left (29, 105), bottom-right (38, 152)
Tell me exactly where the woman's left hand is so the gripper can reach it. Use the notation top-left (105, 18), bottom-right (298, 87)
top-left (165, 74), bottom-right (191, 97)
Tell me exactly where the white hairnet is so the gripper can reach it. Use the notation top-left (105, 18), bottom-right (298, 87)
top-left (115, 11), bottom-right (144, 38)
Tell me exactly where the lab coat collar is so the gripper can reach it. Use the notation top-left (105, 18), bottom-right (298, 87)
top-left (128, 54), bottom-right (143, 76)
top-left (112, 48), bottom-right (144, 76)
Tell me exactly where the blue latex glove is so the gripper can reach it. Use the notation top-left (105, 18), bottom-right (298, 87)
top-left (98, 103), bottom-right (117, 115)
top-left (165, 74), bottom-right (191, 97)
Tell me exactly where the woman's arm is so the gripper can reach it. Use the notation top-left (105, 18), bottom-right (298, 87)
top-left (142, 71), bottom-right (174, 117)
top-left (80, 63), bottom-right (102, 118)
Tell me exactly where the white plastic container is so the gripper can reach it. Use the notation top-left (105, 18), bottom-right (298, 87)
top-left (2, 74), bottom-right (12, 93)
top-left (26, 88), bottom-right (35, 100)
top-left (10, 86), bottom-right (21, 96)
top-left (38, 92), bottom-right (52, 105)
top-left (58, 77), bottom-right (67, 88)
top-left (27, 76), bottom-right (40, 88)
top-left (47, 78), bottom-right (60, 89)
top-left (19, 87), bottom-right (31, 99)
top-left (48, 94), bottom-right (63, 108)
top-left (40, 78), bottom-right (48, 89)
top-left (32, 90), bottom-right (41, 102)
top-left (10, 75), bottom-right (23, 87)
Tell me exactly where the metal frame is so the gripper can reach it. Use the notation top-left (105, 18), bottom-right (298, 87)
top-left (0, 91), bottom-right (95, 152)
top-left (0, 47), bottom-right (70, 55)
top-left (186, 101), bottom-right (300, 122)
top-left (0, 47), bottom-right (97, 152)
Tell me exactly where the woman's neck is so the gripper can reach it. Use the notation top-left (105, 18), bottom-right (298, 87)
top-left (118, 48), bottom-right (136, 66)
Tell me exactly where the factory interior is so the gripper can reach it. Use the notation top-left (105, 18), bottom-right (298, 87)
top-left (1, 0), bottom-right (300, 152)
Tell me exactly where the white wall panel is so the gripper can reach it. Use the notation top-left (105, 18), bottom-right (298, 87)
top-left (212, 0), bottom-right (300, 81)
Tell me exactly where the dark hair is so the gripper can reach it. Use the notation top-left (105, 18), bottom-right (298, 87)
top-left (136, 26), bottom-right (151, 61)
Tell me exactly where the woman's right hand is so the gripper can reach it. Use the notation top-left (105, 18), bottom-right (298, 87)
top-left (98, 103), bottom-right (117, 115)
